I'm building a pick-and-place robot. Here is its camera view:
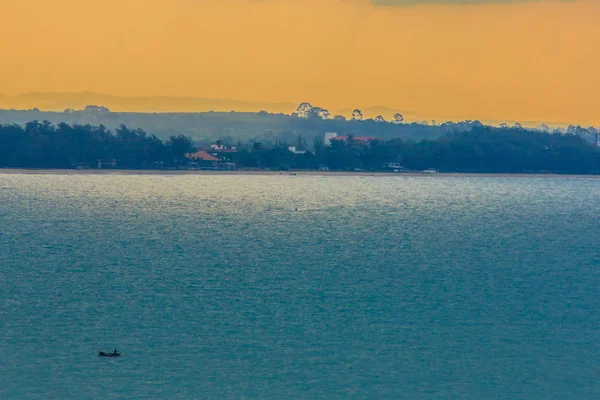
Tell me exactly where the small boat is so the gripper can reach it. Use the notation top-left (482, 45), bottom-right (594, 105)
top-left (98, 350), bottom-right (121, 357)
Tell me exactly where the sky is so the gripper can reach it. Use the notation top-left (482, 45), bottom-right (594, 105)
top-left (1, 0), bottom-right (599, 124)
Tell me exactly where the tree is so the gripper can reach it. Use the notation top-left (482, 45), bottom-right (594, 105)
top-left (351, 109), bottom-right (363, 121)
top-left (84, 105), bottom-right (110, 113)
top-left (393, 113), bottom-right (404, 124)
top-left (537, 124), bottom-right (551, 133)
top-left (293, 102), bottom-right (313, 118)
top-left (315, 108), bottom-right (331, 120)
top-left (313, 136), bottom-right (325, 155)
top-left (168, 134), bottom-right (194, 168)
top-left (305, 106), bottom-right (330, 120)
top-left (296, 133), bottom-right (306, 151)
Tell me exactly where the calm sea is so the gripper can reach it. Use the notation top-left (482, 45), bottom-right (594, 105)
top-left (0, 174), bottom-right (598, 399)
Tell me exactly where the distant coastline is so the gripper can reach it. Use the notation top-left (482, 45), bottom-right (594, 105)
top-left (1, 168), bottom-right (599, 179)
top-left (1, 121), bottom-right (599, 175)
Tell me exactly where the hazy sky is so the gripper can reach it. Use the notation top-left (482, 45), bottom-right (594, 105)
top-left (1, 0), bottom-right (599, 124)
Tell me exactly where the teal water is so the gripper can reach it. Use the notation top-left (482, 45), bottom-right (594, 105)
top-left (1, 174), bottom-right (598, 399)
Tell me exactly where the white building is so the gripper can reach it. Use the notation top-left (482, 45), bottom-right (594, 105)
top-left (288, 146), bottom-right (307, 155)
top-left (324, 132), bottom-right (337, 146)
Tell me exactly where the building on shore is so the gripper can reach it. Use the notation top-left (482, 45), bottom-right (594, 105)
top-left (187, 149), bottom-right (237, 170)
top-left (288, 146), bottom-right (307, 155)
top-left (187, 150), bottom-right (221, 169)
top-left (383, 162), bottom-right (404, 171)
top-left (324, 132), bottom-right (338, 146)
top-left (208, 142), bottom-right (238, 164)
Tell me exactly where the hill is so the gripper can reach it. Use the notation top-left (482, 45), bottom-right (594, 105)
top-left (0, 108), bottom-right (455, 145)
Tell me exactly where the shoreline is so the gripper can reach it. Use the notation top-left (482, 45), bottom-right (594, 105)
top-left (0, 168), bottom-right (598, 179)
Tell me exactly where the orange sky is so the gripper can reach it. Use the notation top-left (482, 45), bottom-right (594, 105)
top-left (1, 0), bottom-right (599, 125)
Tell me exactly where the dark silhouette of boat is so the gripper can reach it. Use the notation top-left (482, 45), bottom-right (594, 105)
top-left (98, 349), bottom-right (121, 357)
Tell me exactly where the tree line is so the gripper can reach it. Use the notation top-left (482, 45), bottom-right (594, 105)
top-left (231, 127), bottom-right (600, 174)
top-left (0, 121), bottom-right (194, 169)
top-left (0, 121), bottom-right (599, 174)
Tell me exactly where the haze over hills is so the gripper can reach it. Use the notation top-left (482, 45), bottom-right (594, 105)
top-left (2, 108), bottom-right (598, 150)
top-left (0, 92), bottom-right (297, 115)
top-left (0, 92), bottom-right (590, 130)
top-left (0, 92), bottom-right (423, 121)
top-left (0, 107), bottom-right (447, 145)
top-left (0, 93), bottom-right (448, 144)
top-left (1, 93), bottom-right (598, 147)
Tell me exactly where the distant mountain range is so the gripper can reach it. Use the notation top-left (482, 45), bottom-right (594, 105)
top-left (0, 92), bottom-right (297, 115)
top-left (0, 92), bottom-right (419, 121)
top-left (0, 92), bottom-right (585, 129)
top-left (1, 93), bottom-right (596, 145)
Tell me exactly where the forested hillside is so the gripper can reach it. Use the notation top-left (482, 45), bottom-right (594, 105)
top-left (0, 108), bottom-right (463, 145)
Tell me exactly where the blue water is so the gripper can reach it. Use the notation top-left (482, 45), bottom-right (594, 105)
top-left (1, 173), bottom-right (599, 399)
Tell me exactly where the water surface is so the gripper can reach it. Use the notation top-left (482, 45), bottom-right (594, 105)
top-left (1, 174), bottom-right (598, 399)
